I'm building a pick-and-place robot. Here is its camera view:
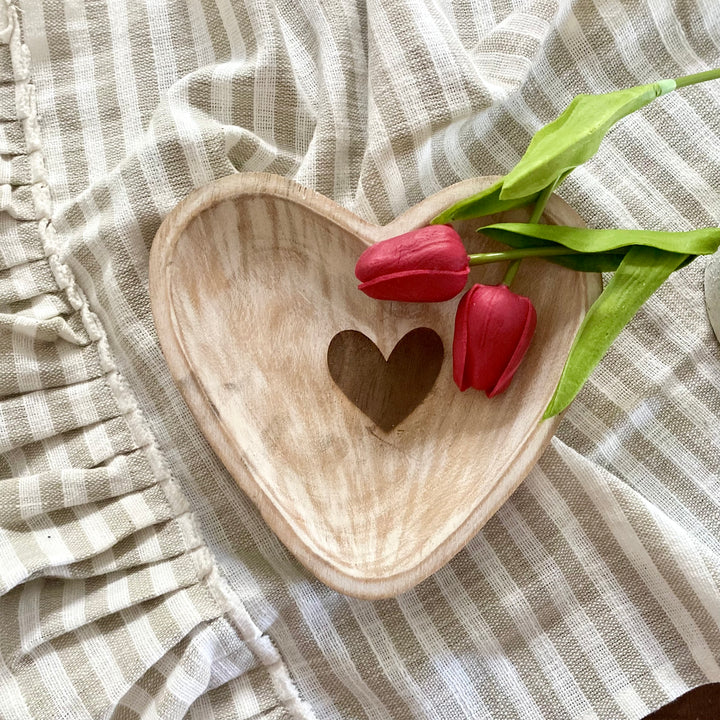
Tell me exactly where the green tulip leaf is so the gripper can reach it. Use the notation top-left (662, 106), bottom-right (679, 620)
top-left (534, 252), bottom-right (629, 273)
top-left (499, 79), bottom-right (676, 201)
top-left (473, 227), bottom-right (627, 270)
top-left (543, 246), bottom-right (688, 419)
top-left (431, 167), bottom-right (578, 225)
top-left (479, 223), bottom-right (720, 256)
top-left (431, 180), bottom-right (541, 225)
top-left (535, 251), bottom-right (693, 273)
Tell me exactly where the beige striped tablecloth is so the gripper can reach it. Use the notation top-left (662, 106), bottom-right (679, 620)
top-left (1, 0), bottom-right (719, 717)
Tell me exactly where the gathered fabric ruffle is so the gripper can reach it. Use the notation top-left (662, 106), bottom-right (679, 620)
top-left (0, 2), bottom-right (313, 718)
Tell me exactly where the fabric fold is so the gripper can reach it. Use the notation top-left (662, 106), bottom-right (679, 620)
top-left (4, 549), bottom-right (216, 655)
top-left (0, 1), bottom-right (315, 717)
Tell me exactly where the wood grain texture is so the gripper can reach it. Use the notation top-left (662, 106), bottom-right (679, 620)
top-left (149, 173), bottom-right (602, 599)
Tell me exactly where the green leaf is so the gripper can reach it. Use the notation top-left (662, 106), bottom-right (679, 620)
top-left (479, 223), bottom-right (720, 256)
top-left (500, 79), bottom-right (676, 201)
top-left (534, 252), bottom-right (629, 273)
top-left (431, 180), bottom-right (540, 224)
top-left (474, 225), bottom-right (628, 270)
top-left (543, 246), bottom-right (688, 419)
top-left (530, 251), bottom-right (694, 273)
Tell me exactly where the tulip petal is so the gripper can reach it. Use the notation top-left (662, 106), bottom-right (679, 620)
top-left (488, 300), bottom-right (537, 397)
top-left (453, 288), bottom-right (472, 390)
top-left (358, 268), bottom-right (469, 302)
top-left (465, 286), bottom-right (500, 392)
top-left (355, 225), bottom-right (468, 283)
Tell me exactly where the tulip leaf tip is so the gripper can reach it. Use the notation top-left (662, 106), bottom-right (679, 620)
top-left (497, 181), bottom-right (524, 202)
top-left (541, 403), bottom-right (561, 421)
top-left (430, 209), bottom-right (453, 225)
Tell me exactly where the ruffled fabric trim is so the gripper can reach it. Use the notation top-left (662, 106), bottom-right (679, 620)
top-left (0, 2), bottom-right (314, 717)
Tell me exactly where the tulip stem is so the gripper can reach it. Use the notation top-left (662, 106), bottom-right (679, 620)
top-left (468, 246), bottom-right (579, 266)
top-left (498, 179), bottom-right (559, 286)
top-left (674, 67), bottom-right (720, 89)
top-left (501, 259), bottom-right (521, 286)
top-left (528, 178), bottom-right (558, 224)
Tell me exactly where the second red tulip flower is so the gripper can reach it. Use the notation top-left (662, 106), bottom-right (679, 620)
top-left (453, 283), bottom-right (537, 397)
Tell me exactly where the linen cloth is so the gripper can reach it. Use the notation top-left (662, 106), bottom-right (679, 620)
top-left (1, 0), bottom-right (719, 717)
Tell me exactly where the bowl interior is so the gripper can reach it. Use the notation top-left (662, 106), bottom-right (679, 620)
top-left (152, 174), bottom-right (597, 597)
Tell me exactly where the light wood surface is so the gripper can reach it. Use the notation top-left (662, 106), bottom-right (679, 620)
top-left (149, 173), bottom-right (601, 599)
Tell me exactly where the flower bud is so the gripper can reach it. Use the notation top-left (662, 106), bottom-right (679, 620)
top-left (453, 283), bottom-right (537, 397)
top-left (355, 225), bottom-right (469, 302)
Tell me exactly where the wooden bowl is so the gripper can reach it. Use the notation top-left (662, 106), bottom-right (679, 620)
top-left (149, 173), bottom-right (600, 599)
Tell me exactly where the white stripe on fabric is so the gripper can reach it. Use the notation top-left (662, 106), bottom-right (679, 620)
top-left (116, 685), bottom-right (160, 719)
top-left (168, 81), bottom-right (218, 189)
top-left (104, 569), bottom-right (132, 615)
top-left (279, 0), bottom-right (353, 205)
top-left (74, 624), bottom-right (129, 707)
top-left (12, 329), bottom-right (41, 396)
top-left (590, 360), bottom-right (720, 485)
top-left (106, 0), bottom-right (146, 154)
top-left (121, 603), bottom-right (167, 667)
top-left (646, 0), bottom-right (708, 73)
top-left (0, 527), bottom-right (29, 591)
top-left (20, 584), bottom-right (95, 720)
top-left (74, 503), bottom-right (118, 554)
top-left (243, 0), bottom-right (280, 174)
top-left (432, 564), bottom-right (547, 720)
top-left (23, 511), bottom-right (76, 569)
top-left (63, 0), bottom-right (108, 182)
top-left (497, 501), bottom-right (648, 718)
top-left (397, 588), bottom-right (494, 719)
top-left (568, 395), bottom-right (720, 558)
top-left (347, 597), bottom-right (444, 720)
top-left (214, 0), bottom-right (247, 59)
top-left (80, 420), bottom-right (118, 467)
top-left (185, 0), bottom-right (215, 70)
top-left (145, 0), bottom-right (180, 95)
top-left (356, 94), bottom-right (409, 219)
top-left (14, 1), bottom-right (71, 203)
top-left (229, 674), bottom-right (263, 717)
top-left (567, 445), bottom-right (720, 680)
top-left (469, 533), bottom-right (599, 719)
top-left (0, 648), bottom-right (34, 720)
top-left (367, 0), bottom-right (441, 198)
top-left (646, 504), bottom-right (720, 634)
top-left (188, 693), bottom-right (215, 720)
top-left (290, 581), bottom-right (391, 720)
top-left (527, 455), bottom-right (688, 699)
top-left (155, 650), bottom-right (210, 709)
top-left (206, 496), bottom-right (342, 718)
top-left (118, 491), bottom-right (157, 531)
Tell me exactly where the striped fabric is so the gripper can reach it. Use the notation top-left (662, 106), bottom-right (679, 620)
top-left (1, 0), bottom-right (719, 717)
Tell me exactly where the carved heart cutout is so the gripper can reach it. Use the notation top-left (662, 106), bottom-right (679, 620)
top-left (327, 328), bottom-right (443, 432)
top-left (150, 173), bottom-right (600, 599)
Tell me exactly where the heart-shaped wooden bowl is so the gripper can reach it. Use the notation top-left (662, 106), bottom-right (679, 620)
top-left (150, 173), bottom-right (601, 599)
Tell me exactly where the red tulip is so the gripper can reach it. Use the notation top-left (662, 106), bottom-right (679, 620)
top-left (355, 225), bottom-right (469, 302)
top-left (453, 283), bottom-right (537, 397)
